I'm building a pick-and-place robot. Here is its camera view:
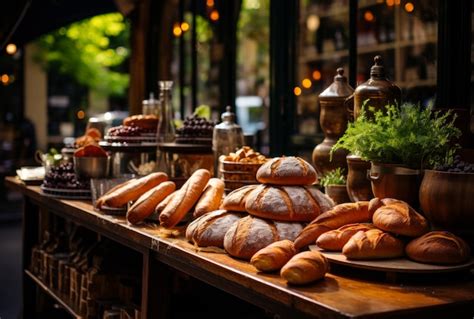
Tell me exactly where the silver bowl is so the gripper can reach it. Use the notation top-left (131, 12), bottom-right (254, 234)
top-left (73, 156), bottom-right (110, 179)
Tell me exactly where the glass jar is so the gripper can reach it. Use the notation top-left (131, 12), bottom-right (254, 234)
top-left (156, 81), bottom-right (175, 143)
top-left (142, 92), bottom-right (160, 116)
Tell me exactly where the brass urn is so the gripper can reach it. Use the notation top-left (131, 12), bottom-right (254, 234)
top-left (312, 68), bottom-right (354, 175)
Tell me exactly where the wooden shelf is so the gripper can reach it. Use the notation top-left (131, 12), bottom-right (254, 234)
top-left (25, 269), bottom-right (83, 319)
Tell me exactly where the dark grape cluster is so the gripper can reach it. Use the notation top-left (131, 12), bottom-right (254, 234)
top-left (108, 125), bottom-right (143, 137)
top-left (43, 162), bottom-right (90, 189)
top-left (435, 155), bottom-right (474, 173)
top-left (176, 115), bottom-right (216, 138)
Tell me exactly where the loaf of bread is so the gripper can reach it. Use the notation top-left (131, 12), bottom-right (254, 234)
top-left (245, 185), bottom-right (333, 222)
top-left (316, 223), bottom-right (375, 251)
top-left (406, 231), bottom-right (471, 265)
top-left (368, 197), bottom-right (401, 218)
top-left (256, 156), bottom-right (317, 185)
top-left (250, 240), bottom-right (297, 272)
top-left (220, 185), bottom-right (258, 212)
top-left (154, 190), bottom-right (177, 214)
top-left (342, 229), bottom-right (405, 260)
top-left (159, 169), bottom-right (211, 228)
top-left (293, 201), bottom-right (370, 249)
top-left (194, 178), bottom-right (225, 218)
top-left (126, 181), bottom-right (176, 225)
top-left (223, 215), bottom-right (303, 260)
top-left (186, 210), bottom-right (243, 247)
top-left (372, 200), bottom-right (429, 237)
top-left (123, 114), bottom-right (159, 130)
top-left (97, 172), bottom-right (168, 208)
top-left (280, 251), bottom-right (329, 285)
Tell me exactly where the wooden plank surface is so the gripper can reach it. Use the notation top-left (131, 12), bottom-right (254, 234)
top-left (6, 177), bottom-right (474, 319)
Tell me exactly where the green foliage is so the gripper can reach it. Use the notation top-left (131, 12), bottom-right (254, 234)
top-left (332, 103), bottom-right (461, 169)
top-left (194, 105), bottom-right (211, 120)
top-left (320, 168), bottom-right (346, 187)
top-left (34, 13), bottom-right (130, 97)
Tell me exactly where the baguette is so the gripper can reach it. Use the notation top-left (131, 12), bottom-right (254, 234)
top-left (250, 240), bottom-right (296, 272)
top-left (280, 251), bottom-right (329, 285)
top-left (342, 229), bottom-right (405, 260)
top-left (99, 172), bottom-right (168, 208)
top-left (293, 224), bottom-right (331, 250)
top-left (127, 181), bottom-right (176, 225)
top-left (154, 190), bottom-right (177, 214)
top-left (96, 179), bottom-right (135, 209)
top-left (194, 178), bottom-right (225, 218)
top-left (159, 169), bottom-right (211, 228)
top-left (316, 223), bottom-right (375, 251)
top-left (220, 185), bottom-right (258, 212)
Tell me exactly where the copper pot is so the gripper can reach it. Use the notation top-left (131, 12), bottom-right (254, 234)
top-left (346, 155), bottom-right (373, 202)
top-left (325, 184), bottom-right (351, 205)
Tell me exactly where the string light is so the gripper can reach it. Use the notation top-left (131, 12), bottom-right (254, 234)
top-left (1, 74), bottom-right (9, 85)
top-left (386, 0), bottom-right (395, 6)
top-left (364, 10), bottom-right (375, 22)
top-left (173, 23), bottom-right (182, 37)
top-left (77, 110), bottom-right (85, 120)
top-left (405, 2), bottom-right (414, 12)
top-left (312, 70), bottom-right (322, 81)
top-left (206, 0), bottom-right (214, 7)
top-left (210, 10), bottom-right (220, 21)
top-left (302, 78), bottom-right (312, 89)
top-left (294, 87), bottom-right (302, 96)
top-left (181, 22), bottom-right (190, 32)
top-left (6, 43), bottom-right (17, 55)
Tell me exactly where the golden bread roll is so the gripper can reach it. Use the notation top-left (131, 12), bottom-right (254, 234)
top-left (98, 172), bottom-right (168, 208)
top-left (160, 169), bottom-right (211, 228)
top-left (368, 197), bottom-right (401, 219)
top-left (316, 223), bottom-right (375, 251)
top-left (186, 210), bottom-right (243, 247)
top-left (406, 231), bottom-right (471, 265)
top-left (342, 229), bottom-right (405, 260)
top-left (194, 178), bottom-right (225, 218)
top-left (372, 200), bottom-right (429, 237)
top-left (126, 181), bottom-right (176, 225)
top-left (221, 185), bottom-right (258, 212)
top-left (250, 240), bottom-right (297, 272)
top-left (280, 251), bottom-right (329, 285)
top-left (123, 114), bottom-right (159, 130)
top-left (256, 156), bottom-right (317, 185)
top-left (293, 224), bottom-right (332, 250)
top-left (245, 185), bottom-right (333, 222)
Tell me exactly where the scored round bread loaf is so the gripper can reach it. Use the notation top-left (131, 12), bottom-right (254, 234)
top-left (342, 229), bottom-right (405, 260)
top-left (250, 240), bottom-right (297, 272)
top-left (256, 156), bottom-right (317, 185)
top-left (372, 200), bottom-right (429, 237)
top-left (280, 251), bottom-right (329, 285)
top-left (223, 215), bottom-right (303, 260)
top-left (245, 185), bottom-right (333, 222)
top-left (406, 231), bottom-right (471, 265)
top-left (220, 184), bottom-right (258, 212)
top-left (316, 223), bottom-right (376, 251)
top-left (186, 210), bottom-right (243, 248)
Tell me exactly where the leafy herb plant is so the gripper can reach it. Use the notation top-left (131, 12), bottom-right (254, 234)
top-left (320, 168), bottom-right (346, 187)
top-left (332, 103), bottom-right (461, 169)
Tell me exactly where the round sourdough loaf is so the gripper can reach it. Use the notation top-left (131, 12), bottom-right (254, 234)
top-left (223, 215), bottom-right (303, 260)
top-left (186, 210), bottom-right (243, 248)
top-left (256, 156), bottom-right (317, 185)
top-left (220, 184), bottom-right (258, 212)
top-left (245, 184), bottom-right (334, 222)
top-left (406, 231), bottom-right (471, 265)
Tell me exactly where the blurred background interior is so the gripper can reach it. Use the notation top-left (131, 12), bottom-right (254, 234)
top-left (0, 0), bottom-right (473, 318)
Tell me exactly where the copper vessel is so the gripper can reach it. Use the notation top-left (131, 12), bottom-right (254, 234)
top-left (312, 68), bottom-right (353, 175)
top-left (353, 55), bottom-right (401, 119)
top-left (346, 155), bottom-right (373, 202)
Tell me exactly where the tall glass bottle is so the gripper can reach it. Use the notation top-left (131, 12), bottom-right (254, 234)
top-left (156, 81), bottom-right (176, 143)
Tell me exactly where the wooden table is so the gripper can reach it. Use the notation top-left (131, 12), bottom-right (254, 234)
top-left (6, 176), bottom-right (474, 319)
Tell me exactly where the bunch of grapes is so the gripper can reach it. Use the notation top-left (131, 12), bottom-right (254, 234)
top-left (177, 115), bottom-right (216, 137)
top-left (44, 162), bottom-right (90, 189)
top-left (108, 125), bottom-right (143, 137)
top-left (435, 155), bottom-right (474, 173)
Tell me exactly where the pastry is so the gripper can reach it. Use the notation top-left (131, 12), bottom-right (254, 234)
top-left (316, 223), bottom-right (375, 251)
top-left (194, 178), bottom-right (225, 218)
top-left (280, 251), bottom-right (329, 285)
top-left (256, 156), bottom-right (317, 185)
top-left (220, 185), bottom-right (258, 212)
top-left (342, 229), bottom-right (405, 260)
top-left (250, 240), bottom-right (296, 272)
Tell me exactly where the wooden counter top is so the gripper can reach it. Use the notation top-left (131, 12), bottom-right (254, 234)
top-left (6, 176), bottom-right (474, 319)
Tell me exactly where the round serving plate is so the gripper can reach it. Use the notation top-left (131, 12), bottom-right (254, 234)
top-left (99, 141), bottom-right (158, 153)
top-left (98, 205), bottom-right (127, 216)
top-left (308, 245), bottom-right (474, 273)
top-left (104, 135), bottom-right (157, 144)
top-left (40, 185), bottom-right (91, 200)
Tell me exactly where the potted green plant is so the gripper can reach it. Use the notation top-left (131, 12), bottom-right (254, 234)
top-left (332, 103), bottom-right (461, 206)
top-left (320, 168), bottom-right (350, 204)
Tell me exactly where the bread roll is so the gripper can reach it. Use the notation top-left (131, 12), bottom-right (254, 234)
top-left (123, 114), bottom-right (159, 130)
top-left (221, 185), bottom-right (258, 212)
top-left (256, 156), bottom-right (317, 185)
top-left (186, 210), bottom-right (243, 247)
top-left (159, 169), bottom-right (211, 228)
top-left (342, 229), bottom-right (405, 260)
top-left (223, 215), bottom-right (303, 260)
top-left (126, 181), bottom-right (176, 225)
top-left (316, 223), bottom-right (375, 251)
top-left (372, 200), bottom-right (428, 237)
top-left (280, 251), bottom-right (329, 285)
top-left (293, 201), bottom-right (370, 250)
top-left (406, 231), bottom-right (471, 265)
top-left (98, 172), bottom-right (168, 208)
top-left (250, 240), bottom-right (297, 272)
top-left (194, 178), bottom-right (225, 218)
top-left (245, 185), bottom-right (332, 222)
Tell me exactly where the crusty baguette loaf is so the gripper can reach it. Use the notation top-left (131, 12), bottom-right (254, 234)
top-left (368, 197), bottom-right (401, 218)
top-left (280, 251), bottom-right (329, 285)
top-left (316, 223), bottom-right (375, 251)
top-left (126, 181), bottom-right (176, 225)
top-left (245, 185), bottom-right (332, 222)
top-left (159, 169), bottom-right (211, 228)
top-left (154, 190), bottom-right (177, 214)
top-left (250, 240), bottom-right (296, 272)
top-left (99, 172), bottom-right (168, 208)
top-left (256, 156), bottom-right (317, 185)
top-left (96, 179), bottom-right (135, 209)
top-left (220, 185), bottom-right (258, 212)
top-left (406, 231), bottom-right (471, 265)
top-left (186, 210), bottom-right (243, 247)
top-left (293, 201), bottom-right (370, 250)
top-left (342, 229), bottom-right (405, 260)
top-left (372, 200), bottom-right (428, 237)
top-left (194, 178), bottom-right (225, 218)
